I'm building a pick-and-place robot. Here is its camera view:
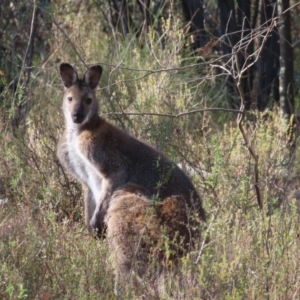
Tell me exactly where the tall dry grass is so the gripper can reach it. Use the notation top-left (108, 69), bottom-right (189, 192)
top-left (1, 1), bottom-right (300, 299)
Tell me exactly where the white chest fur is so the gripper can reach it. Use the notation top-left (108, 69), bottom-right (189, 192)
top-left (66, 130), bottom-right (103, 205)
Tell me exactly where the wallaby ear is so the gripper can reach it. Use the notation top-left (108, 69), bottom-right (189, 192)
top-left (84, 65), bottom-right (102, 89)
top-left (60, 63), bottom-right (78, 88)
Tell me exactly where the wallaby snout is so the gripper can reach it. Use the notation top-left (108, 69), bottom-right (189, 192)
top-left (72, 103), bottom-right (85, 124)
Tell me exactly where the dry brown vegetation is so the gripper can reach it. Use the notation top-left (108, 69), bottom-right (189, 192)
top-left (1, 1), bottom-right (300, 299)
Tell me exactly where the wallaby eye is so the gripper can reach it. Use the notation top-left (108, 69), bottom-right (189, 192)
top-left (86, 98), bottom-right (92, 105)
top-left (68, 97), bottom-right (73, 102)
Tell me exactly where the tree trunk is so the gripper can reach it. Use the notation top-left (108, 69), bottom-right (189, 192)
top-left (182, 0), bottom-right (206, 49)
top-left (237, 0), bottom-right (253, 110)
top-left (278, 0), bottom-right (294, 125)
top-left (256, 0), bottom-right (279, 111)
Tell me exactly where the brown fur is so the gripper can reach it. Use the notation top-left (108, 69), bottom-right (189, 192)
top-left (57, 63), bottom-right (206, 236)
top-left (57, 63), bottom-right (206, 295)
top-left (107, 184), bottom-right (201, 293)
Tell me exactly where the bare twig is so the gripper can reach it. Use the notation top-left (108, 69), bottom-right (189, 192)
top-left (232, 16), bottom-right (278, 210)
top-left (101, 107), bottom-right (243, 118)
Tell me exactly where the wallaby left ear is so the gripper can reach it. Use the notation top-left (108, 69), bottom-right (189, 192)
top-left (84, 65), bottom-right (102, 89)
top-left (60, 63), bottom-right (78, 88)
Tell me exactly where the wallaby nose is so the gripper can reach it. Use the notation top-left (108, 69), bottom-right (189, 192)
top-left (72, 107), bottom-right (84, 124)
top-left (73, 111), bottom-right (83, 123)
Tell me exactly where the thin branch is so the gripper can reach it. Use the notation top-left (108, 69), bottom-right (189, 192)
top-left (239, 12), bottom-right (277, 76)
top-left (231, 17), bottom-right (278, 210)
top-left (101, 107), bottom-right (243, 118)
top-left (232, 6), bottom-right (281, 210)
top-left (292, 39), bottom-right (300, 48)
top-left (236, 80), bottom-right (263, 209)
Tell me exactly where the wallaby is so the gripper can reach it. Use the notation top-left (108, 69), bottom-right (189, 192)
top-left (57, 63), bottom-right (206, 236)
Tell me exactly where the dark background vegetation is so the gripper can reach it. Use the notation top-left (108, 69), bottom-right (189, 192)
top-left (1, 0), bottom-right (300, 299)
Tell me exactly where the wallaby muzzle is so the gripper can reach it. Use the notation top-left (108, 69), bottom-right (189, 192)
top-left (72, 104), bottom-right (84, 124)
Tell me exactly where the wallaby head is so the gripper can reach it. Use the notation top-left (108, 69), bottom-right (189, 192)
top-left (59, 63), bottom-right (102, 126)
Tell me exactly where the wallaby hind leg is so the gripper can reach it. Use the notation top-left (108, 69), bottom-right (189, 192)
top-left (107, 187), bottom-right (158, 295)
top-left (106, 184), bottom-right (200, 296)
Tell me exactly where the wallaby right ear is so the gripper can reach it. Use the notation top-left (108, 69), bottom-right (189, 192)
top-left (60, 63), bottom-right (78, 88)
top-left (84, 65), bottom-right (102, 90)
